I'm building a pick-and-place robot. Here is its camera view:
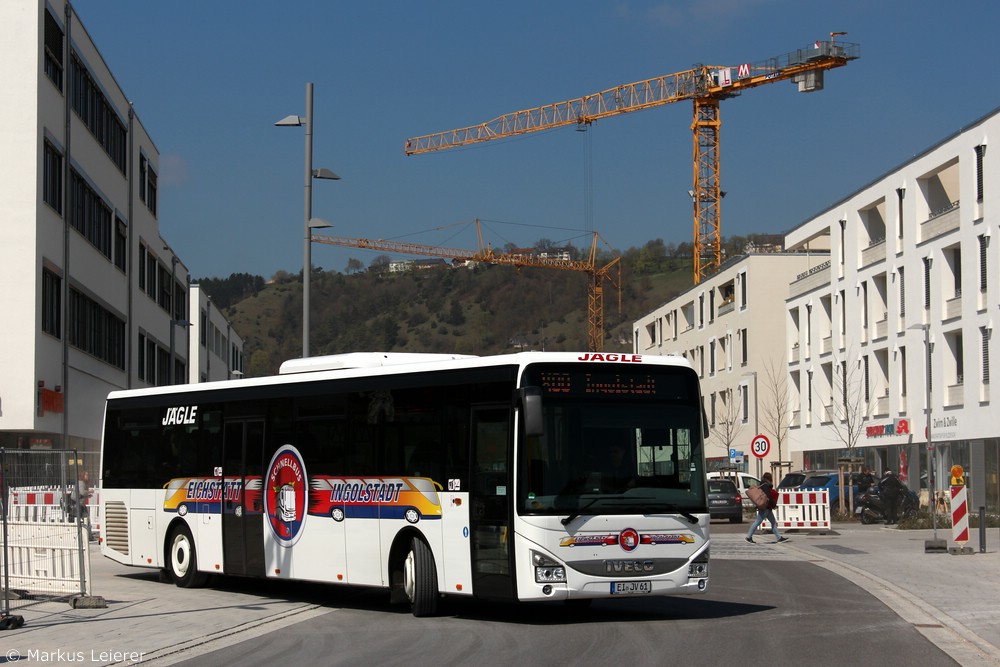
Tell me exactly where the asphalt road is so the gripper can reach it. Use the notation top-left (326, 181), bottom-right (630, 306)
top-left (169, 554), bottom-right (959, 667)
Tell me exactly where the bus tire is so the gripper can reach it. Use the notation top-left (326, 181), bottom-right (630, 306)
top-left (168, 524), bottom-right (208, 588)
top-left (403, 537), bottom-right (439, 617)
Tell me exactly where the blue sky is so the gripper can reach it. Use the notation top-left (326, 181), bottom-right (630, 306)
top-left (72, 0), bottom-right (1000, 281)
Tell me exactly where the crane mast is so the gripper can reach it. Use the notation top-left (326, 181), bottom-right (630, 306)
top-left (311, 221), bottom-right (621, 351)
top-left (405, 35), bottom-right (859, 283)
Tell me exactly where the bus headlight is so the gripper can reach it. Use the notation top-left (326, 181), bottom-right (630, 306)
top-left (688, 548), bottom-right (709, 577)
top-left (532, 551), bottom-right (566, 584)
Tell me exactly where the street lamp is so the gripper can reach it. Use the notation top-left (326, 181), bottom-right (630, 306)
top-left (909, 322), bottom-right (945, 551)
top-left (742, 371), bottom-right (760, 478)
top-left (276, 82), bottom-right (341, 358)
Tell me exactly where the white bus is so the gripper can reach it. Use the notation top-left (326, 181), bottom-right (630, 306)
top-left (100, 351), bottom-right (710, 616)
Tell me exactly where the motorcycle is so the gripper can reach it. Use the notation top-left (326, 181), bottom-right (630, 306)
top-left (856, 488), bottom-right (919, 524)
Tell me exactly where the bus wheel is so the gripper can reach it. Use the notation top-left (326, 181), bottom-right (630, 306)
top-left (403, 537), bottom-right (439, 617)
top-left (168, 524), bottom-right (207, 588)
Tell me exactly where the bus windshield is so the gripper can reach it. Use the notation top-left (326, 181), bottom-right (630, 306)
top-left (517, 362), bottom-right (706, 518)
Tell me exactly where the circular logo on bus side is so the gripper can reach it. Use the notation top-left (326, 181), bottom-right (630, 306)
top-left (619, 528), bottom-right (639, 552)
top-left (264, 445), bottom-right (308, 547)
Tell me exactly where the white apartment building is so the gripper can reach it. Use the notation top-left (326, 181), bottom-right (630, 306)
top-left (784, 106), bottom-right (999, 513)
top-left (0, 1), bottom-right (243, 471)
top-left (633, 253), bottom-right (822, 482)
top-left (190, 285), bottom-right (245, 383)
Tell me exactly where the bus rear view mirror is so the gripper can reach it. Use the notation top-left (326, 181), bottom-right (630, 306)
top-left (519, 386), bottom-right (543, 437)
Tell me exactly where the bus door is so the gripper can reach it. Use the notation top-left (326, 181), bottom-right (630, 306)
top-left (469, 406), bottom-right (514, 599)
top-left (222, 419), bottom-right (265, 577)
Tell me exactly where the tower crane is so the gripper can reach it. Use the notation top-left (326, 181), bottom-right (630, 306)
top-left (311, 220), bottom-right (621, 351)
top-left (405, 34), bottom-right (859, 283)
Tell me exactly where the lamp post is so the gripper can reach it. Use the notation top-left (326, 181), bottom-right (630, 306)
top-left (276, 82), bottom-right (340, 358)
top-left (909, 322), bottom-right (945, 551)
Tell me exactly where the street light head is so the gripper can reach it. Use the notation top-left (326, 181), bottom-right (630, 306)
top-left (312, 167), bottom-right (341, 180)
top-left (274, 114), bottom-right (304, 127)
top-left (308, 217), bottom-right (333, 229)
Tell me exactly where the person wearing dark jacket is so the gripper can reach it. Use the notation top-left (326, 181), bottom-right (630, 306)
top-left (878, 470), bottom-right (905, 524)
top-left (745, 472), bottom-right (788, 544)
top-left (857, 467), bottom-right (876, 494)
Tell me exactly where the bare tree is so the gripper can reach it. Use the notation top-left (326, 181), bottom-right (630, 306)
top-left (709, 388), bottom-right (747, 464)
top-left (823, 346), bottom-right (873, 514)
top-left (759, 356), bottom-right (790, 481)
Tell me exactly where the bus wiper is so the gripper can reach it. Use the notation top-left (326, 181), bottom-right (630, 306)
top-left (561, 498), bottom-right (700, 526)
top-left (561, 496), bottom-right (613, 526)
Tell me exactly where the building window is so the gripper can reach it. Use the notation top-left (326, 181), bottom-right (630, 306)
top-left (139, 155), bottom-right (147, 203)
top-left (43, 141), bottom-right (63, 213)
top-left (68, 288), bottom-right (125, 369)
top-left (146, 338), bottom-right (158, 385)
top-left (114, 218), bottom-right (127, 273)
top-left (982, 327), bottom-right (990, 386)
top-left (158, 264), bottom-right (171, 312)
top-left (980, 235), bottom-right (989, 292)
top-left (898, 267), bottom-right (905, 317)
top-left (741, 385), bottom-right (749, 422)
top-left (975, 144), bottom-right (986, 203)
top-left (42, 269), bottom-right (61, 338)
top-left (69, 170), bottom-right (112, 258)
top-left (896, 187), bottom-right (905, 239)
top-left (709, 340), bottom-right (716, 375)
top-left (739, 272), bottom-right (747, 309)
top-left (200, 309), bottom-right (208, 346)
top-left (740, 328), bottom-right (748, 365)
top-left (900, 346), bottom-right (907, 397)
top-left (923, 257), bottom-right (932, 309)
top-left (146, 167), bottom-right (158, 216)
top-left (137, 333), bottom-right (146, 381)
top-left (44, 10), bottom-right (63, 91)
top-left (70, 53), bottom-right (127, 174)
top-left (173, 279), bottom-right (186, 321)
top-left (146, 249), bottom-right (158, 299)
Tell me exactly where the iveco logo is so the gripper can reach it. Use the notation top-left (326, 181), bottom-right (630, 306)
top-left (605, 560), bottom-right (654, 574)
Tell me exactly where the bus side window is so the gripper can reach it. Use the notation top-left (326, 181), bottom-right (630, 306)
top-left (407, 441), bottom-right (442, 482)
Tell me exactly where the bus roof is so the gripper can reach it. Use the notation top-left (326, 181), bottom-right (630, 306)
top-left (104, 351), bottom-right (693, 402)
top-left (278, 352), bottom-right (478, 374)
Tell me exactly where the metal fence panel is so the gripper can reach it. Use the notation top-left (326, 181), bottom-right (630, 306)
top-left (1, 448), bottom-right (91, 618)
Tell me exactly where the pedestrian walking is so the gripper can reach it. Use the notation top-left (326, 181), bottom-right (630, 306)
top-left (745, 472), bottom-right (788, 544)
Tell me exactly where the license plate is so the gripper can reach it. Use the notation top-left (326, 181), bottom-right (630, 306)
top-left (611, 581), bottom-right (652, 595)
top-left (710, 499), bottom-right (728, 505)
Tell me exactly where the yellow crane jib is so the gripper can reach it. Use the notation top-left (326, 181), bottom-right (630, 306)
top-left (404, 36), bottom-right (859, 284)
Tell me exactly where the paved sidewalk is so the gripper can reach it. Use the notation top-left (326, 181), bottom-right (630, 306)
top-left (721, 522), bottom-right (1000, 666)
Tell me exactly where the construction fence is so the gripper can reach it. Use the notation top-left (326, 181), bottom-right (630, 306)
top-left (1, 448), bottom-right (96, 625)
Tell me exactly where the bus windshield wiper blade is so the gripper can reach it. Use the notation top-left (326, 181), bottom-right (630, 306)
top-left (561, 496), bottom-right (613, 526)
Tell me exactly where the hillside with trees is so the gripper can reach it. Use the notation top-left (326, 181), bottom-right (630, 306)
top-left (198, 234), bottom-right (779, 377)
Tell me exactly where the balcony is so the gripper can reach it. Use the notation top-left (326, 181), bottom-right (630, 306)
top-left (790, 260), bottom-right (831, 299)
top-left (873, 395), bottom-right (889, 417)
top-left (874, 317), bottom-right (888, 339)
top-left (717, 298), bottom-right (736, 317)
top-left (860, 238), bottom-right (886, 268)
top-left (947, 382), bottom-right (964, 407)
top-left (945, 293), bottom-right (962, 320)
top-left (919, 201), bottom-right (960, 243)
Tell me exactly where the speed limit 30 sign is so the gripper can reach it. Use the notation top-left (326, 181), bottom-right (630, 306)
top-left (751, 434), bottom-right (770, 459)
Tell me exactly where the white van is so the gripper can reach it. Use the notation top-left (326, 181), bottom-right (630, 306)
top-left (706, 471), bottom-right (763, 508)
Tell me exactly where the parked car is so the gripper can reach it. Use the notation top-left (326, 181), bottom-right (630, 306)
top-left (797, 472), bottom-right (861, 513)
top-left (707, 479), bottom-right (743, 523)
top-left (707, 471), bottom-right (762, 509)
top-left (778, 470), bottom-right (810, 489)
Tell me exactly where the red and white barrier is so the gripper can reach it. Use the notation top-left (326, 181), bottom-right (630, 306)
top-left (951, 485), bottom-right (969, 544)
top-left (761, 489), bottom-right (831, 534)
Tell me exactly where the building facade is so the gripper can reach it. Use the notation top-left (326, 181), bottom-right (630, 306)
top-left (190, 285), bottom-right (245, 383)
top-left (0, 1), bottom-right (243, 473)
top-left (633, 253), bottom-right (821, 482)
top-left (784, 107), bottom-right (998, 513)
